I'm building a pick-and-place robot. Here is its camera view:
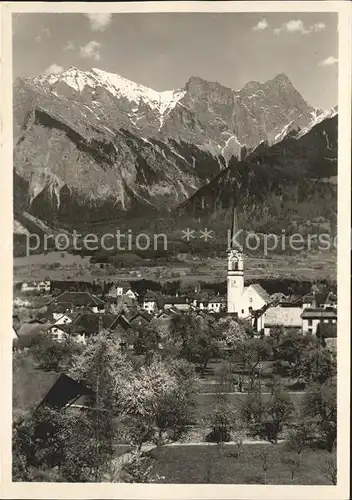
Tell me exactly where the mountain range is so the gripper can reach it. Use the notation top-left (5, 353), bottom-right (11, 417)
top-left (13, 66), bottom-right (337, 236)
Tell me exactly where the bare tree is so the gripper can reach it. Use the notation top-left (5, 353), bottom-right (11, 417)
top-left (322, 453), bottom-right (337, 485)
top-left (258, 446), bottom-right (277, 485)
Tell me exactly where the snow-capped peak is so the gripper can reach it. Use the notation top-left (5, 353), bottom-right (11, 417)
top-left (31, 66), bottom-right (186, 116)
top-left (296, 106), bottom-right (337, 138)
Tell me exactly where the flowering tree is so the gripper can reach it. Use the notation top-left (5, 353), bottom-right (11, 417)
top-left (116, 358), bottom-right (197, 449)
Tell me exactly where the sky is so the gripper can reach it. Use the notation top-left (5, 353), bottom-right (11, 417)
top-left (13, 12), bottom-right (338, 109)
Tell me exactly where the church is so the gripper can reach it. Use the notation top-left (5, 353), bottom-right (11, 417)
top-left (227, 206), bottom-right (271, 317)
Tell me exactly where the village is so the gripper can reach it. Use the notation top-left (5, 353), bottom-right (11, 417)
top-left (12, 210), bottom-right (338, 484)
top-left (13, 209), bottom-right (337, 350)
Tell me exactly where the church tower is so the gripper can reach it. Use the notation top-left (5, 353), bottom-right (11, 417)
top-left (227, 205), bottom-right (244, 314)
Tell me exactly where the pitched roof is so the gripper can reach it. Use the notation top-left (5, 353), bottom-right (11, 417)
top-left (325, 291), bottom-right (337, 305)
top-left (193, 292), bottom-right (211, 301)
top-left (264, 306), bottom-right (303, 328)
top-left (164, 296), bottom-right (189, 305)
top-left (56, 313), bottom-right (118, 336)
top-left (112, 281), bottom-right (132, 288)
top-left (316, 322), bottom-right (337, 338)
top-left (128, 311), bottom-right (152, 324)
top-left (48, 292), bottom-right (105, 308)
top-left (143, 293), bottom-right (165, 309)
top-left (37, 374), bottom-right (95, 411)
top-left (208, 296), bottom-right (226, 304)
top-left (155, 308), bottom-right (181, 319)
top-left (301, 308), bottom-right (337, 319)
top-left (248, 283), bottom-right (271, 303)
top-left (109, 313), bottom-right (131, 331)
top-left (302, 292), bottom-right (328, 306)
top-left (48, 302), bottom-right (74, 314)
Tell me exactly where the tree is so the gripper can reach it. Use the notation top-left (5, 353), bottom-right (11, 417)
top-left (234, 337), bottom-right (271, 389)
top-left (283, 454), bottom-right (301, 481)
top-left (133, 323), bottom-right (161, 363)
top-left (271, 329), bottom-right (312, 376)
top-left (264, 389), bottom-right (294, 443)
top-left (171, 313), bottom-right (221, 370)
top-left (294, 346), bottom-right (336, 385)
top-left (244, 388), bottom-right (293, 444)
top-left (286, 421), bottom-right (311, 464)
top-left (321, 451), bottom-right (337, 485)
top-left (28, 333), bottom-right (84, 372)
top-left (241, 387), bottom-right (265, 428)
top-left (115, 358), bottom-right (197, 450)
top-left (301, 377), bottom-right (337, 452)
top-left (257, 446), bottom-right (277, 484)
top-left (12, 405), bottom-right (115, 482)
top-left (206, 400), bottom-right (238, 443)
top-left (217, 316), bottom-right (246, 347)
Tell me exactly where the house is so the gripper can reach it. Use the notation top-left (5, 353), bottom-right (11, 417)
top-left (21, 280), bottom-right (50, 293)
top-left (192, 292), bottom-right (210, 310)
top-left (38, 280), bottom-right (51, 293)
top-left (21, 281), bottom-right (39, 293)
top-left (316, 322), bottom-right (337, 351)
top-left (49, 312), bottom-right (128, 343)
top-left (302, 291), bottom-right (332, 310)
top-left (301, 307), bottom-right (337, 335)
top-left (106, 282), bottom-right (137, 300)
top-left (128, 311), bottom-right (151, 328)
top-left (324, 291), bottom-right (337, 309)
top-left (48, 292), bottom-right (105, 314)
top-left (48, 303), bottom-right (77, 321)
top-left (142, 292), bottom-right (164, 314)
top-left (270, 292), bottom-right (287, 302)
top-left (36, 374), bottom-right (95, 411)
top-left (302, 293), bottom-right (317, 309)
top-left (207, 296), bottom-right (227, 313)
top-left (152, 308), bottom-right (181, 337)
top-left (14, 320), bottom-right (52, 348)
top-left (109, 313), bottom-right (131, 333)
top-left (164, 296), bottom-right (190, 312)
top-left (260, 304), bottom-right (303, 336)
top-left (13, 296), bottom-right (31, 308)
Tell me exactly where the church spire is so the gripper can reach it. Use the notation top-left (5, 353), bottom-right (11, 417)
top-left (228, 202), bottom-right (242, 252)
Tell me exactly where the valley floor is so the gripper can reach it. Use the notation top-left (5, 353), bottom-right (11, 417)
top-left (13, 249), bottom-right (336, 283)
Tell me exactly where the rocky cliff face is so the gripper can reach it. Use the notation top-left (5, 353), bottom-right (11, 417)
top-left (177, 114), bottom-right (337, 233)
top-left (13, 66), bottom-right (332, 229)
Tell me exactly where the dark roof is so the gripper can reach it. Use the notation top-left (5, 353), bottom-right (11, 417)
top-left (48, 292), bottom-right (105, 308)
top-left (27, 317), bottom-right (47, 325)
top-left (325, 291), bottom-right (337, 305)
top-left (193, 292), bottom-right (211, 301)
top-left (143, 293), bottom-right (165, 309)
top-left (316, 322), bottom-right (337, 338)
top-left (55, 313), bottom-right (118, 336)
top-left (129, 311), bottom-right (152, 325)
top-left (301, 308), bottom-right (337, 319)
top-left (109, 313), bottom-right (131, 331)
top-left (49, 302), bottom-right (74, 313)
top-left (208, 296), bottom-right (226, 303)
top-left (155, 308), bottom-right (181, 319)
top-left (37, 374), bottom-right (95, 410)
top-left (302, 292), bottom-right (329, 306)
top-left (164, 296), bottom-right (189, 305)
